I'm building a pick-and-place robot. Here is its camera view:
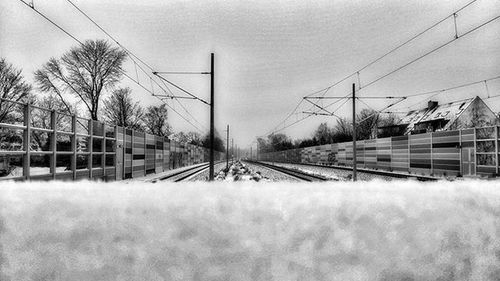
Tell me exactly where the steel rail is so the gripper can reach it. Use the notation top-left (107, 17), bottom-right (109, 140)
top-left (245, 160), bottom-right (328, 182)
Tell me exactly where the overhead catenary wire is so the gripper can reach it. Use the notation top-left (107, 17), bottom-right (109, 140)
top-left (357, 0), bottom-right (478, 74)
top-left (272, 97), bottom-right (350, 135)
top-left (357, 98), bottom-right (407, 125)
top-left (121, 72), bottom-right (204, 132)
top-left (265, 96), bottom-right (350, 136)
top-left (360, 13), bottom-right (500, 90)
top-left (264, 0), bottom-right (482, 136)
top-left (64, 0), bottom-right (208, 130)
top-left (66, 0), bottom-right (156, 73)
top-left (391, 74), bottom-right (500, 111)
top-left (65, 0), bottom-right (176, 97)
top-left (404, 75), bottom-right (500, 98)
top-left (270, 7), bottom-right (500, 135)
top-left (18, 0), bottom-right (205, 133)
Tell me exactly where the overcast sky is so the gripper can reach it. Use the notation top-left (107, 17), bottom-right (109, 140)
top-left (1, 0), bottom-right (499, 149)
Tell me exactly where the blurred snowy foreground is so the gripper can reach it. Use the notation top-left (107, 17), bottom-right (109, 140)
top-left (1, 180), bottom-right (500, 281)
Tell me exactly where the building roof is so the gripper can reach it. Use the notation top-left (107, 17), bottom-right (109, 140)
top-left (389, 97), bottom-right (477, 134)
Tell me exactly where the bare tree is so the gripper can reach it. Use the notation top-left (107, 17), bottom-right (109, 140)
top-left (356, 108), bottom-right (378, 140)
top-left (171, 131), bottom-right (203, 145)
top-left (34, 39), bottom-right (127, 120)
top-left (144, 104), bottom-right (172, 137)
top-left (0, 58), bottom-right (32, 123)
top-left (266, 133), bottom-right (293, 152)
top-left (333, 118), bottom-right (353, 142)
top-left (186, 131), bottom-right (203, 146)
top-left (102, 87), bottom-right (144, 130)
top-left (257, 137), bottom-right (271, 153)
top-left (313, 122), bottom-right (335, 145)
top-left (29, 94), bottom-right (73, 151)
top-left (378, 112), bottom-right (399, 127)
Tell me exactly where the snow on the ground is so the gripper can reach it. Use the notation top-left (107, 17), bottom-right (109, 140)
top-left (3, 167), bottom-right (69, 178)
top-left (263, 162), bottom-right (398, 181)
top-left (1, 180), bottom-right (500, 280)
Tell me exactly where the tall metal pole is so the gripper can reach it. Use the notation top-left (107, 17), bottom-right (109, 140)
top-left (209, 53), bottom-right (215, 181)
top-left (226, 124), bottom-right (229, 170)
top-left (231, 138), bottom-right (234, 163)
top-left (352, 83), bottom-right (357, 181)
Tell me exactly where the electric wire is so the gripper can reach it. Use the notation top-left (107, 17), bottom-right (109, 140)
top-left (65, 0), bottom-right (208, 128)
top-left (264, 0), bottom-right (489, 136)
top-left (360, 14), bottom-right (500, 90)
top-left (18, 0), bottom-right (204, 133)
top-left (270, 8), bottom-right (500, 135)
top-left (392, 74), bottom-right (500, 111)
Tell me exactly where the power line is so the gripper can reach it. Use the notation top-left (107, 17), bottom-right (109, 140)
top-left (392, 74), bottom-right (500, 111)
top-left (270, 97), bottom-right (350, 135)
top-left (121, 72), bottom-right (204, 132)
top-left (153, 73), bottom-right (209, 105)
top-left (360, 13), bottom-right (500, 90)
top-left (19, 0), bottom-right (83, 44)
top-left (173, 98), bottom-right (208, 131)
top-left (265, 0), bottom-right (481, 136)
top-left (65, 0), bottom-right (173, 96)
top-left (404, 75), bottom-right (500, 98)
top-left (66, 0), bottom-right (154, 72)
top-left (18, 0), bottom-right (204, 133)
top-left (64, 0), bottom-right (207, 130)
top-left (357, 98), bottom-right (407, 125)
top-left (357, 0), bottom-right (478, 74)
top-left (270, 6), bottom-right (500, 135)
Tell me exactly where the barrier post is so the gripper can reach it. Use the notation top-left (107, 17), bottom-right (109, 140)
top-left (51, 110), bottom-right (57, 179)
top-left (88, 120), bottom-right (93, 179)
top-left (496, 126), bottom-right (499, 175)
top-left (72, 115), bottom-right (77, 180)
top-left (23, 103), bottom-right (31, 180)
top-left (102, 123), bottom-right (106, 180)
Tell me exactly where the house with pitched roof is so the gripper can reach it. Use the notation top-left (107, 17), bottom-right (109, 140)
top-left (377, 96), bottom-right (499, 137)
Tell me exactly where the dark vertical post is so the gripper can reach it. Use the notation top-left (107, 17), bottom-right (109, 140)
top-left (209, 53), bottom-right (215, 181)
top-left (88, 120), bottom-right (93, 179)
top-left (495, 126), bottom-right (498, 175)
top-left (50, 110), bottom-right (57, 179)
top-left (226, 124), bottom-right (229, 170)
top-left (231, 138), bottom-right (234, 163)
top-left (115, 125), bottom-right (119, 180)
top-left (23, 103), bottom-right (31, 179)
top-left (144, 133), bottom-right (147, 176)
top-left (72, 115), bottom-right (77, 180)
top-left (352, 83), bottom-right (357, 181)
top-left (102, 123), bottom-right (106, 180)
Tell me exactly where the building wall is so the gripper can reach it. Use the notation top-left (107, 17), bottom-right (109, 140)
top-left (449, 97), bottom-right (499, 130)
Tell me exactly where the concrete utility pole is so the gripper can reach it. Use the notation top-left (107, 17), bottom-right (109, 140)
top-left (209, 53), bottom-right (215, 181)
top-left (352, 83), bottom-right (357, 181)
top-left (226, 124), bottom-right (229, 170)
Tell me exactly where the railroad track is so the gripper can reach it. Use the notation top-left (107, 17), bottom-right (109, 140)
top-left (244, 160), bottom-right (328, 182)
top-left (158, 161), bottom-right (227, 182)
top-left (257, 161), bottom-right (438, 181)
top-left (159, 163), bottom-right (211, 182)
